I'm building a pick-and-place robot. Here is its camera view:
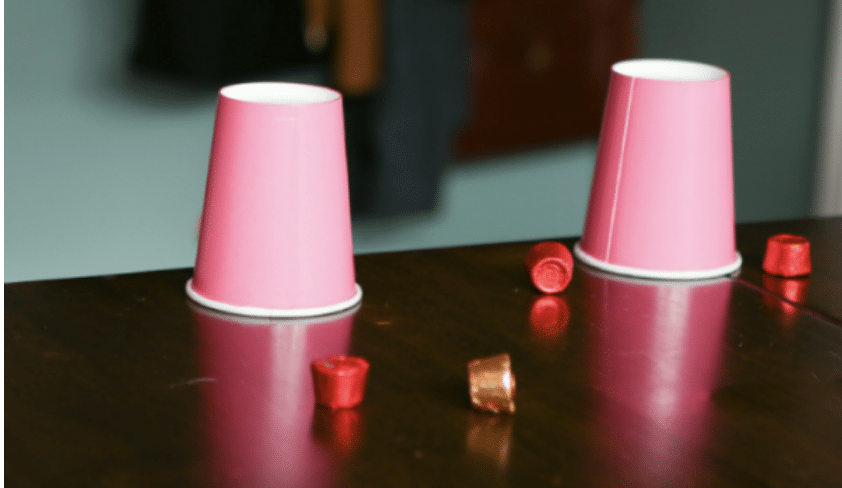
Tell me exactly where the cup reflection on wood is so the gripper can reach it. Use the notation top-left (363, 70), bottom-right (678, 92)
top-left (191, 303), bottom-right (359, 487)
top-left (582, 268), bottom-right (731, 486)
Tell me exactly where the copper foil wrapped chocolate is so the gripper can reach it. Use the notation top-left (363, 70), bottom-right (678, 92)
top-left (468, 353), bottom-right (516, 414)
top-left (525, 242), bottom-right (574, 294)
top-left (312, 355), bottom-right (370, 409)
top-left (762, 234), bottom-right (812, 277)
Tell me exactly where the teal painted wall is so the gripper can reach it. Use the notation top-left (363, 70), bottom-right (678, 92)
top-left (641, 0), bottom-right (830, 223)
top-left (4, 0), bottom-right (829, 282)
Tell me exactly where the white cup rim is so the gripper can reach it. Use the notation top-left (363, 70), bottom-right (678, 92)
top-left (613, 59), bottom-right (729, 82)
top-left (186, 280), bottom-right (363, 318)
top-left (187, 299), bottom-right (362, 327)
top-left (574, 242), bottom-right (742, 280)
top-left (220, 82), bottom-right (341, 105)
top-left (575, 260), bottom-right (736, 287)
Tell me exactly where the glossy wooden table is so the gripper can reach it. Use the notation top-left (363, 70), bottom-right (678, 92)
top-left (734, 217), bottom-right (842, 322)
top-left (6, 217), bottom-right (842, 487)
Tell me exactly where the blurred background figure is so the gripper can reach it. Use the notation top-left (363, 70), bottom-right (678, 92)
top-left (132, 0), bottom-right (468, 218)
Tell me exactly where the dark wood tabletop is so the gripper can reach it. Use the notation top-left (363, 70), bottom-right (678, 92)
top-left (6, 217), bottom-right (842, 487)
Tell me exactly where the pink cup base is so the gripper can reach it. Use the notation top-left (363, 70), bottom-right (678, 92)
top-left (573, 242), bottom-right (742, 280)
top-left (186, 280), bottom-right (363, 318)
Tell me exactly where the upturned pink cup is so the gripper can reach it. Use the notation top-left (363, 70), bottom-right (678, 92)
top-left (576, 59), bottom-right (742, 279)
top-left (187, 82), bottom-right (362, 317)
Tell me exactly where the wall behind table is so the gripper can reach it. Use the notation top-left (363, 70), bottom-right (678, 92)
top-left (4, 0), bottom-right (829, 283)
top-left (641, 0), bottom-right (830, 223)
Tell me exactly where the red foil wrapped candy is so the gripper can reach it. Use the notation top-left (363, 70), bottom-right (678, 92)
top-left (312, 355), bottom-right (370, 409)
top-left (762, 234), bottom-right (812, 277)
top-left (525, 242), bottom-right (574, 294)
top-left (468, 353), bottom-right (516, 414)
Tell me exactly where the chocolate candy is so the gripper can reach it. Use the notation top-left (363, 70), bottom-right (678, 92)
top-left (312, 355), bottom-right (370, 409)
top-left (762, 234), bottom-right (812, 277)
top-left (525, 242), bottom-right (574, 294)
top-left (468, 353), bottom-right (516, 414)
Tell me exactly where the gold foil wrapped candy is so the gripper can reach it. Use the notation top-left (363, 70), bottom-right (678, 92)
top-left (468, 353), bottom-right (516, 414)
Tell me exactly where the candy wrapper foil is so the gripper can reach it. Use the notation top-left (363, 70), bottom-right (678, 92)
top-left (762, 234), bottom-right (811, 277)
top-left (312, 355), bottom-right (370, 409)
top-left (525, 242), bottom-right (574, 294)
top-left (468, 353), bottom-right (516, 414)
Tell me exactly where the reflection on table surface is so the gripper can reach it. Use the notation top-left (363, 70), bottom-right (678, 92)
top-left (185, 260), bottom-right (842, 487)
top-left (581, 268), bottom-right (731, 486)
top-left (735, 216), bottom-right (842, 322)
top-left (5, 219), bottom-right (842, 486)
top-left (191, 304), bottom-right (359, 487)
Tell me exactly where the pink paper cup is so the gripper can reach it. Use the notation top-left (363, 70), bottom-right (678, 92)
top-left (576, 59), bottom-right (742, 280)
top-left (187, 82), bottom-right (362, 317)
